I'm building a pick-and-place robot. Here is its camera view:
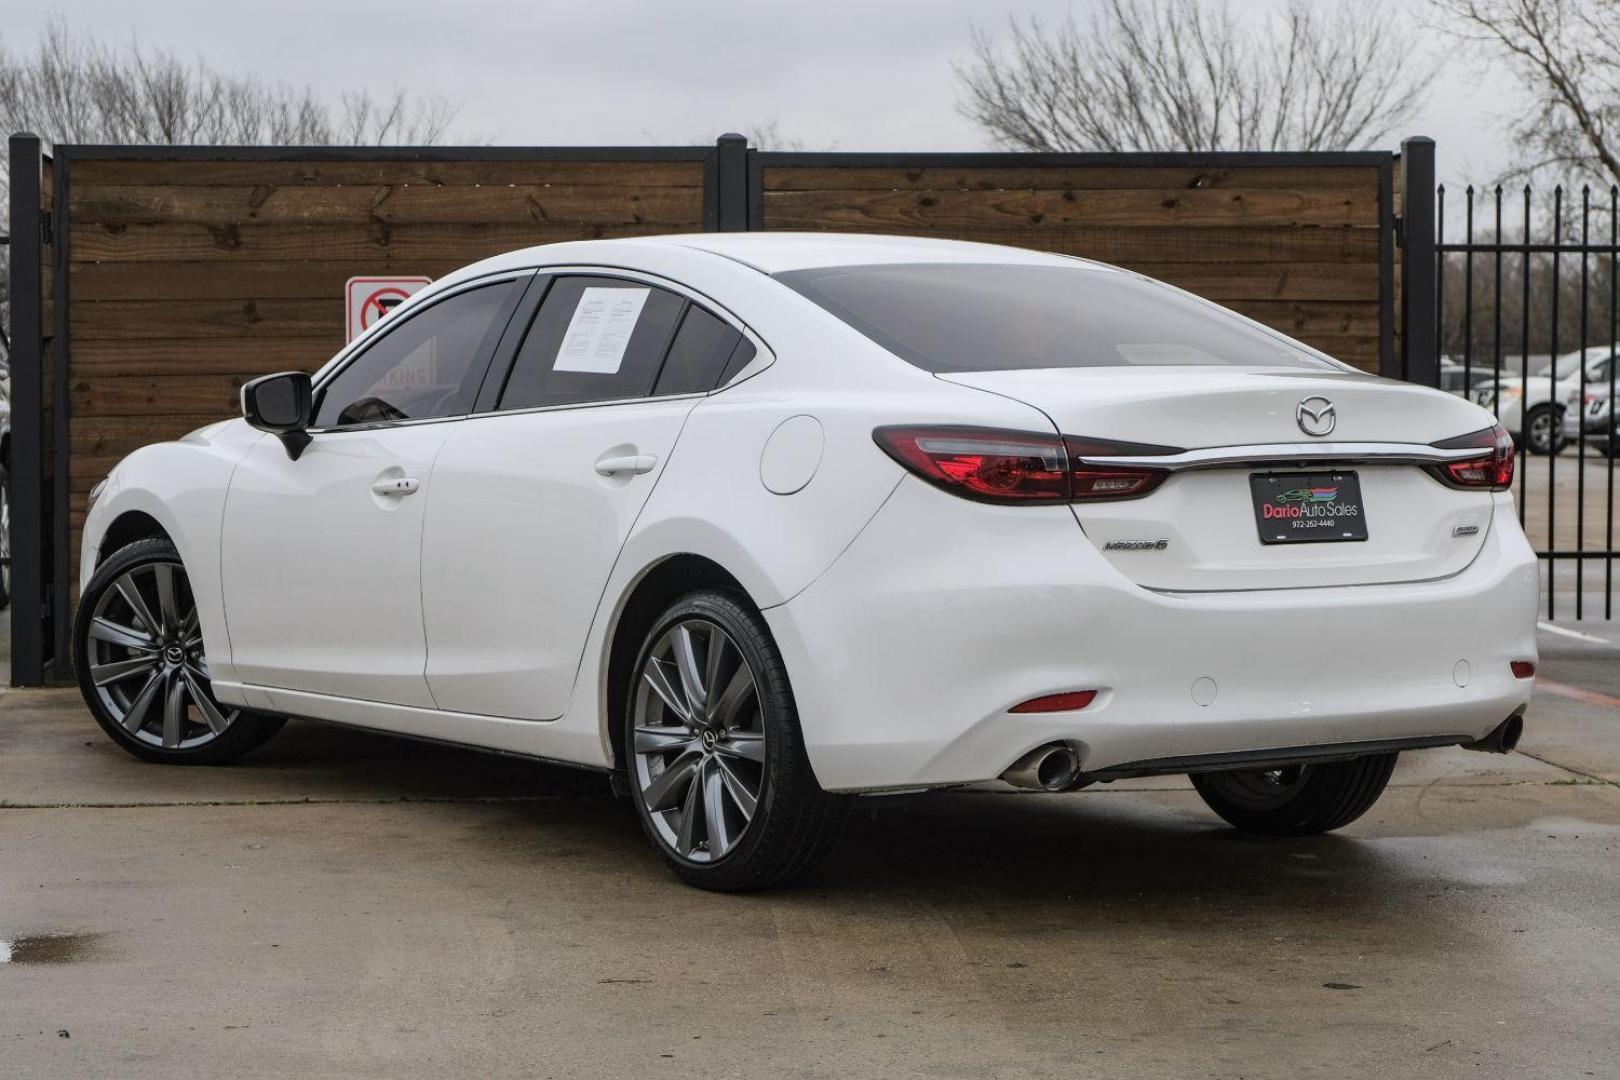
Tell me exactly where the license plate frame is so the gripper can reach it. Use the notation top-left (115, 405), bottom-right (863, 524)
top-left (1249, 471), bottom-right (1369, 545)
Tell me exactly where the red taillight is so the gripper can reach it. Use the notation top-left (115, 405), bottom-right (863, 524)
top-left (873, 427), bottom-right (1070, 504)
top-left (1009, 690), bottom-right (1098, 713)
top-left (1063, 437), bottom-right (1176, 501)
top-left (1511, 660), bottom-right (1536, 679)
top-left (1431, 424), bottom-right (1515, 490)
top-left (873, 427), bottom-right (1179, 505)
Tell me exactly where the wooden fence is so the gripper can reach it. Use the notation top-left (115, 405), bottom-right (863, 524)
top-left (6, 134), bottom-right (1425, 684)
top-left (751, 151), bottom-right (1395, 374)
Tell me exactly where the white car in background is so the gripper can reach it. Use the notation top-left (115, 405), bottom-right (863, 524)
top-left (74, 234), bottom-right (1539, 890)
top-left (1474, 346), bottom-right (1617, 455)
top-left (1578, 379), bottom-right (1620, 457)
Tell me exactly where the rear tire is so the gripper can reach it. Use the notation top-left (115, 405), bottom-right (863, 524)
top-left (74, 538), bottom-right (285, 765)
top-left (1190, 753), bottom-right (1397, 836)
top-left (623, 589), bottom-right (849, 891)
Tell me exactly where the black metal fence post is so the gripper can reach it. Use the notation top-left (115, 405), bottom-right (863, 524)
top-left (1400, 136), bottom-right (1438, 386)
top-left (50, 151), bottom-right (72, 674)
top-left (713, 133), bottom-right (750, 232)
top-left (1377, 155), bottom-right (1397, 377)
top-left (8, 133), bottom-right (48, 685)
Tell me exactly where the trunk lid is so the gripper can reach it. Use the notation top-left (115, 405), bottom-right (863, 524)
top-left (939, 367), bottom-right (1500, 590)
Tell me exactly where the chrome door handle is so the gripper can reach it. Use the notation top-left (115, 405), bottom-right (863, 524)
top-left (594, 453), bottom-right (658, 476)
top-left (371, 476), bottom-right (421, 496)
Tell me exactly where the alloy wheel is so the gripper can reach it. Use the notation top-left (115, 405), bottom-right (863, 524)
top-left (630, 618), bottom-right (765, 863)
top-left (84, 559), bottom-right (239, 750)
top-left (1528, 410), bottom-right (1559, 453)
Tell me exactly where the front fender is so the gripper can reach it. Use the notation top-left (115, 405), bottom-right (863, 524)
top-left (80, 420), bottom-right (264, 684)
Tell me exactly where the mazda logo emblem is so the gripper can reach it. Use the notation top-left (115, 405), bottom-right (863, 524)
top-left (1296, 396), bottom-right (1336, 437)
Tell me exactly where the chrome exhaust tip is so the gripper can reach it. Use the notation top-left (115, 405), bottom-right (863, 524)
top-left (1462, 711), bottom-right (1524, 754)
top-left (1002, 744), bottom-right (1082, 791)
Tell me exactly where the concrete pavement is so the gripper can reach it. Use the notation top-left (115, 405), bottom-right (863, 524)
top-left (3, 633), bottom-right (1619, 1079)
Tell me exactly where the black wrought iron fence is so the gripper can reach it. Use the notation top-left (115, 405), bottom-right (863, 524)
top-left (1433, 182), bottom-right (1620, 619)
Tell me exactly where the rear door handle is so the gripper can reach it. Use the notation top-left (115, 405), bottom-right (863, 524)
top-left (594, 453), bottom-right (658, 476)
top-left (371, 476), bottom-right (421, 496)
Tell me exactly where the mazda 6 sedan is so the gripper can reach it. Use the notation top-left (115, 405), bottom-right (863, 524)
top-left (75, 233), bottom-right (1539, 890)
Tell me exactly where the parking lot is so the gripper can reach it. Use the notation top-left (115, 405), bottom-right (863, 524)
top-left (2, 625), bottom-right (1617, 1080)
top-left (1521, 451), bottom-right (1620, 553)
top-left (1495, 453), bottom-right (1620, 619)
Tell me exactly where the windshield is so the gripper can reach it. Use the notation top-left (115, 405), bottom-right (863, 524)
top-left (776, 262), bottom-right (1342, 374)
top-left (1549, 354), bottom-right (1585, 379)
top-left (1541, 350), bottom-right (1617, 379)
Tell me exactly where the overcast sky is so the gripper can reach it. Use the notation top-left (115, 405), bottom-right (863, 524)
top-left (8, 0), bottom-right (1520, 185)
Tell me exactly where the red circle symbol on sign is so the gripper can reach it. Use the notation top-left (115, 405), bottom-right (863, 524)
top-left (360, 287), bottom-right (413, 333)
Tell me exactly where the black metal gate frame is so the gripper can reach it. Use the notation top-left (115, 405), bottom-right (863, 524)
top-left (1432, 176), bottom-right (1620, 620)
top-left (8, 133), bottom-right (50, 686)
top-left (7, 132), bottom-right (1411, 686)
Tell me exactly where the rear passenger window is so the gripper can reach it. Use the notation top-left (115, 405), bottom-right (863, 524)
top-left (653, 306), bottom-right (744, 396)
top-left (498, 277), bottom-right (683, 410)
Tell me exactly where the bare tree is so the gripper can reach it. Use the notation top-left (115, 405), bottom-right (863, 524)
top-left (1428, 0), bottom-right (1620, 188)
top-left (0, 20), bottom-right (457, 148)
top-left (744, 120), bottom-right (812, 152)
top-left (956, 0), bottom-right (1429, 152)
top-left (0, 19), bottom-right (459, 335)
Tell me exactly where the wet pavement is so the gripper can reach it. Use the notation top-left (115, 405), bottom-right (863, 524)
top-left (3, 629), bottom-right (1619, 1079)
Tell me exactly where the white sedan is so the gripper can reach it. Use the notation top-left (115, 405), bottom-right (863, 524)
top-left (75, 234), bottom-right (1539, 890)
top-left (1473, 347), bottom-right (1617, 455)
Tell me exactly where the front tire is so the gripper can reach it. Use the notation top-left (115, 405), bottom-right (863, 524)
top-left (1190, 753), bottom-right (1397, 836)
top-left (624, 589), bottom-right (849, 891)
top-left (74, 538), bottom-right (285, 764)
top-left (1523, 403), bottom-right (1567, 455)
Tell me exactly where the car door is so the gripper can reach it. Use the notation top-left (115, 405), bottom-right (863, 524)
top-left (421, 272), bottom-right (756, 719)
top-left (221, 274), bottom-right (528, 706)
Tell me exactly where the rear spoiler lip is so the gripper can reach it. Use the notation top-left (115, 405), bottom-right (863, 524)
top-left (1077, 441), bottom-right (1485, 472)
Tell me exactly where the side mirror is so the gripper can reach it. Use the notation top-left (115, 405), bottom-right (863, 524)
top-left (242, 371), bottom-right (314, 460)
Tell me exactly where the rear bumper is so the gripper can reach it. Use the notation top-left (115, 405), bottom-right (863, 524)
top-left (1579, 410), bottom-right (1615, 437)
top-left (766, 480), bottom-right (1539, 793)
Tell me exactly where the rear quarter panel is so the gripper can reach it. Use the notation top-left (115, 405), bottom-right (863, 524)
top-left (561, 297), bottom-right (1059, 766)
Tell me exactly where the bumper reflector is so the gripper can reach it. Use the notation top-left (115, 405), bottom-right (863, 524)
top-left (1009, 690), bottom-right (1098, 714)
top-left (1511, 661), bottom-right (1536, 679)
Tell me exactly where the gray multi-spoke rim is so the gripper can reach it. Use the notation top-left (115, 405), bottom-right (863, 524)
top-left (86, 559), bottom-right (238, 750)
top-left (631, 618), bottom-right (765, 863)
top-left (1529, 410), bottom-right (1558, 452)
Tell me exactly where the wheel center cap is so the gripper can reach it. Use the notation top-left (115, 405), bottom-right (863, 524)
top-left (164, 645), bottom-right (185, 665)
top-left (700, 729), bottom-right (719, 751)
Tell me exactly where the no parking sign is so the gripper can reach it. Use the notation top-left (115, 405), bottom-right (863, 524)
top-left (346, 276), bottom-right (432, 342)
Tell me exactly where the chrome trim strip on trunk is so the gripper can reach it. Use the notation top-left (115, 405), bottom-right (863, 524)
top-left (1078, 441), bottom-right (1481, 471)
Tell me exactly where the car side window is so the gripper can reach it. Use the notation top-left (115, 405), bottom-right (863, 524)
top-left (314, 281), bottom-right (518, 428)
top-left (653, 305), bottom-right (745, 396)
top-left (716, 336), bottom-right (758, 388)
top-left (498, 277), bottom-right (684, 410)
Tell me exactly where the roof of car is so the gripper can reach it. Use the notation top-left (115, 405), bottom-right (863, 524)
top-left (424, 232), bottom-right (1110, 303)
top-left (648, 232), bottom-right (1095, 274)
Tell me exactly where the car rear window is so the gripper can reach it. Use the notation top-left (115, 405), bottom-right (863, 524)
top-left (775, 263), bottom-right (1340, 373)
